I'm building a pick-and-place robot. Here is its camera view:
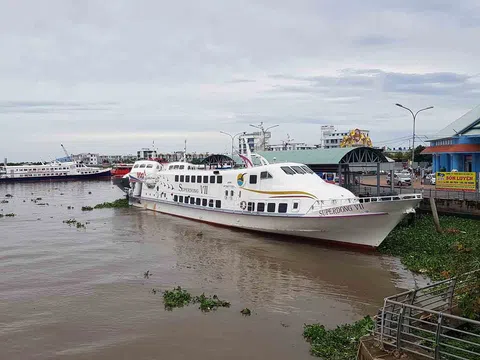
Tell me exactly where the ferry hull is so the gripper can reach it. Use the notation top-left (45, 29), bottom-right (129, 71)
top-left (129, 196), bottom-right (421, 248)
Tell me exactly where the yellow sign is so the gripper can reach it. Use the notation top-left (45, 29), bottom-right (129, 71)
top-left (340, 129), bottom-right (373, 148)
top-left (436, 172), bottom-right (477, 192)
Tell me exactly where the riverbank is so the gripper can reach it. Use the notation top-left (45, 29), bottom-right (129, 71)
top-left (304, 214), bottom-right (480, 358)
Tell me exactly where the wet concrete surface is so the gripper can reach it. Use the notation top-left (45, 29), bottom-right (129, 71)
top-left (0, 180), bottom-right (419, 360)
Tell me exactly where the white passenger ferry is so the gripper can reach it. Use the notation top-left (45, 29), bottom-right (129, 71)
top-left (0, 160), bottom-right (111, 182)
top-left (119, 151), bottom-right (422, 248)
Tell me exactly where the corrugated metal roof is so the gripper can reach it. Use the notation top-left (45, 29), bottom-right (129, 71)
top-left (430, 104), bottom-right (480, 140)
top-left (257, 148), bottom-right (359, 165)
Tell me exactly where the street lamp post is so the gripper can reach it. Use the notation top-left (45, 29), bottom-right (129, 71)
top-left (220, 131), bottom-right (246, 158)
top-left (249, 122), bottom-right (279, 151)
top-left (395, 104), bottom-right (434, 166)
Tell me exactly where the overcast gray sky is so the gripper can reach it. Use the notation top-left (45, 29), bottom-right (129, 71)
top-left (1, 0), bottom-right (479, 161)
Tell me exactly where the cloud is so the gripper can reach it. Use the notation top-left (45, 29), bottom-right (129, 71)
top-left (0, 1), bottom-right (479, 161)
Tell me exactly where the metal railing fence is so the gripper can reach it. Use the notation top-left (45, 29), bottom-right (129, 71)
top-left (375, 270), bottom-right (480, 360)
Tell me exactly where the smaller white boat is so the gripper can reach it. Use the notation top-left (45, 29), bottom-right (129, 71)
top-left (0, 160), bottom-right (111, 182)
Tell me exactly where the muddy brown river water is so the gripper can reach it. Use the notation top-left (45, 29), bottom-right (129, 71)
top-left (0, 181), bottom-right (422, 360)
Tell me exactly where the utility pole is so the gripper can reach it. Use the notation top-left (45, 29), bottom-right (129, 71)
top-left (249, 122), bottom-right (279, 151)
top-left (395, 104), bottom-right (433, 166)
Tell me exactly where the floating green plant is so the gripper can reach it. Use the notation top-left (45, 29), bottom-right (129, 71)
top-left (81, 206), bottom-right (93, 211)
top-left (93, 198), bottom-right (129, 209)
top-left (192, 293), bottom-right (230, 312)
top-left (163, 287), bottom-right (192, 310)
top-left (303, 316), bottom-right (374, 360)
top-left (240, 308), bottom-right (251, 316)
top-left (5, 213), bottom-right (15, 217)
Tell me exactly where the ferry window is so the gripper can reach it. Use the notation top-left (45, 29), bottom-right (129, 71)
top-left (225, 190), bottom-right (228, 197)
top-left (247, 202), bottom-right (255, 211)
top-left (180, 175), bottom-right (184, 182)
top-left (179, 165), bottom-right (185, 170)
top-left (230, 190), bottom-right (234, 197)
top-left (260, 171), bottom-right (273, 179)
top-left (169, 166), bottom-right (173, 170)
top-left (174, 195), bottom-right (178, 202)
top-left (293, 202), bottom-right (299, 210)
top-left (186, 175), bottom-right (190, 182)
top-left (179, 196), bottom-right (184, 202)
top-left (217, 176), bottom-right (222, 184)
top-left (190, 197), bottom-right (195, 205)
top-left (281, 166), bottom-right (295, 175)
top-left (174, 165), bottom-right (179, 169)
top-left (239, 191), bottom-right (241, 198)
top-left (215, 200), bottom-right (221, 208)
top-left (175, 175), bottom-right (179, 182)
top-left (208, 199), bottom-right (214, 207)
top-left (197, 175), bottom-right (202, 183)
top-left (184, 197), bottom-right (189, 204)
top-left (140, 164), bottom-right (146, 168)
top-left (291, 166), bottom-right (306, 174)
top-left (147, 164), bottom-right (153, 168)
top-left (203, 175), bottom-right (208, 183)
top-left (133, 164), bottom-right (139, 168)
top-left (210, 175), bottom-right (215, 183)
top-left (202, 199), bottom-right (207, 206)
top-left (278, 203), bottom-right (288, 213)
top-left (301, 166), bottom-right (314, 174)
top-left (249, 175), bottom-right (257, 184)
top-left (157, 165), bottom-right (160, 169)
top-left (191, 176), bottom-right (196, 183)
top-left (267, 203), bottom-right (276, 213)
top-left (196, 198), bottom-right (201, 206)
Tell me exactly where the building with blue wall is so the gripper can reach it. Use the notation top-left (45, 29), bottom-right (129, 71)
top-left (423, 105), bottom-right (480, 172)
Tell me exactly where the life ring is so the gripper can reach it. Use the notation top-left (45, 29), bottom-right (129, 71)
top-left (240, 201), bottom-right (247, 210)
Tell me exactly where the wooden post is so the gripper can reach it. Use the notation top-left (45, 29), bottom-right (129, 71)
top-left (430, 197), bottom-right (442, 233)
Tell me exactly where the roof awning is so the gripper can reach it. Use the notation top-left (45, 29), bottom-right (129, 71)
top-left (421, 144), bottom-right (480, 154)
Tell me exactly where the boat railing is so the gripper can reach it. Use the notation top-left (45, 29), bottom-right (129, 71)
top-left (309, 193), bottom-right (422, 211)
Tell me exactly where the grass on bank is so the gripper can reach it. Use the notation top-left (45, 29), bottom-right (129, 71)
top-left (303, 215), bottom-right (480, 358)
top-left (303, 316), bottom-right (374, 360)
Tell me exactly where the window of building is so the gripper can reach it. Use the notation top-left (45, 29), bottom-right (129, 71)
top-left (174, 195), bottom-right (178, 202)
top-left (247, 202), bottom-right (255, 211)
top-left (278, 203), bottom-right (288, 213)
top-left (260, 171), bottom-right (273, 179)
top-left (281, 166), bottom-right (295, 175)
top-left (196, 198), bottom-right (201, 206)
top-left (249, 175), bottom-right (257, 184)
top-left (202, 199), bottom-right (207, 206)
top-left (186, 175), bottom-right (190, 182)
top-left (197, 175), bottom-right (202, 183)
top-left (190, 197), bottom-right (195, 205)
top-left (291, 166), bottom-right (306, 174)
top-left (191, 176), bottom-right (196, 183)
top-left (217, 176), bottom-right (222, 184)
top-left (203, 175), bottom-right (208, 183)
top-left (180, 175), bottom-right (184, 182)
top-left (267, 203), bottom-right (276, 213)
top-left (175, 175), bottom-right (179, 182)
top-left (208, 199), bottom-right (214, 207)
top-left (179, 196), bottom-right (184, 202)
top-left (210, 175), bottom-right (215, 183)
top-left (215, 200), bottom-right (221, 208)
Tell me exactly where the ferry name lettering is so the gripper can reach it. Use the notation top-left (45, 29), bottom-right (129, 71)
top-left (318, 203), bottom-right (364, 216)
top-left (178, 184), bottom-right (199, 193)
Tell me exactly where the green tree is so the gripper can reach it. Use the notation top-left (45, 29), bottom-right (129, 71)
top-left (414, 145), bottom-right (432, 163)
